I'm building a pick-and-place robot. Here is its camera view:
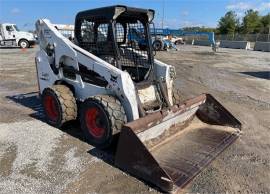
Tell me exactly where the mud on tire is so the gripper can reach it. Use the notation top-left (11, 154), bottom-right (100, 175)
top-left (80, 95), bottom-right (127, 148)
top-left (42, 85), bottom-right (77, 128)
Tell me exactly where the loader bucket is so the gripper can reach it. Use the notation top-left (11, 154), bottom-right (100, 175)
top-left (115, 94), bottom-right (241, 193)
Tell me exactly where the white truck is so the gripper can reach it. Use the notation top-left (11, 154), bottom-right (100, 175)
top-left (0, 23), bottom-right (36, 48)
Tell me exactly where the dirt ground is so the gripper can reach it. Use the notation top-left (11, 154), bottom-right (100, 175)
top-left (0, 45), bottom-right (269, 194)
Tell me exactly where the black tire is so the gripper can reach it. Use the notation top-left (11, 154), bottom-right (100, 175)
top-left (19, 39), bottom-right (29, 48)
top-left (172, 88), bottom-right (181, 105)
top-left (174, 40), bottom-right (182, 45)
top-left (152, 39), bottom-right (163, 51)
top-left (80, 95), bottom-right (127, 148)
top-left (42, 85), bottom-right (77, 128)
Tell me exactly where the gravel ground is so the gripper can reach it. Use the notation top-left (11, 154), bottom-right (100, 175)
top-left (0, 45), bottom-right (269, 193)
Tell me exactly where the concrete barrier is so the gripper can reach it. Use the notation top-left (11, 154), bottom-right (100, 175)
top-left (254, 41), bottom-right (270, 52)
top-left (220, 40), bottom-right (250, 49)
top-left (193, 40), bottom-right (212, 46)
top-left (184, 39), bottom-right (194, 45)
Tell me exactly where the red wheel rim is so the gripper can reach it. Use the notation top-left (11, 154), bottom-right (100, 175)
top-left (85, 107), bottom-right (105, 138)
top-left (44, 95), bottom-right (59, 121)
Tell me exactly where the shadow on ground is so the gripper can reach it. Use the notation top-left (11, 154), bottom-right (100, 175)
top-left (5, 91), bottom-right (160, 192)
top-left (6, 92), bottom-right (45, 121)
top-left (239, 71), bottom-right (270, 80)
top-left (6, 92), bottom-right (91, 141)
top-left (6, 92), bottom-right (117, 159)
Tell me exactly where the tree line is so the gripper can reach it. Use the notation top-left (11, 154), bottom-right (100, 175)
top-left (183, 9), bottom-right (270, 35)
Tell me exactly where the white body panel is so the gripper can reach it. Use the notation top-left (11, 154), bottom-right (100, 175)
top-left (35, 19), bottom-right (174, 122)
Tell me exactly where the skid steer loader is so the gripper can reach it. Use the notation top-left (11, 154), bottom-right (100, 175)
top-left (35, 5), bottom-right (241, 193)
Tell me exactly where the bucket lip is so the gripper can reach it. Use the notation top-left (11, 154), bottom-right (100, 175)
top-left (123, 94), bottom-right (207, 133)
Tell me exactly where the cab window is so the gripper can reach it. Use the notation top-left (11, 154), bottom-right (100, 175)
top-left (97, 23), bottom-right (108, 42)
top-left (6, 25), bottom-right (14, 31)
top-left (81, 19), bottom-right (95, 42)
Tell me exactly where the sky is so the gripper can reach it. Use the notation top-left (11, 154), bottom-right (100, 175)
top-left (0, 0), bottom-right (269, 31)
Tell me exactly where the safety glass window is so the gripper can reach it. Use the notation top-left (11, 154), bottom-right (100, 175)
top-left (81, 19), bottom-right (94, 42)
top-left (97, 23), bottom-right (108, 42)
top-left (115, 23), bottom-right (124, 43)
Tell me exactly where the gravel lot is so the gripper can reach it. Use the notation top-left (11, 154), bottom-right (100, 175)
top-left (0, 45), bottom-right (269, 193)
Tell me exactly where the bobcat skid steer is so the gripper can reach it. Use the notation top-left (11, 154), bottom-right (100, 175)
top-left (35, 5), bottom-right (241, 193)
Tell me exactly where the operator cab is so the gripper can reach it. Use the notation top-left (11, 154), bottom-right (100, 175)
top-left (75, 5), bottom-right (155, 82)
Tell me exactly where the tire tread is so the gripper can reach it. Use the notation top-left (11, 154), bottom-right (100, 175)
top-left (49, 85), bottom-right (77, 125)
top-left (90, 95), bottom-right (127, 135)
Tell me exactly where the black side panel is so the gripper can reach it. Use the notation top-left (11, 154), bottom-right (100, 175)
top-left (61, 63), bottom-right (108, 87)
top-left (78, 64), bottom-right (108, 87)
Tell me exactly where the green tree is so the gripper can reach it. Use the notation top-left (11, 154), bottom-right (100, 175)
top-left (241, 9), bottom-right (263, 33)
top-left (261, 13), bottom-right (270, 34)
top-left (218, 11), bottom-right (239, 34)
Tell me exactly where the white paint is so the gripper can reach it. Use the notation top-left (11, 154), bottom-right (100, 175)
top-left (138, 85), bottom-right (158, 104)
top-left (35, 19), bottom-right (139, 121)
top-left (137, 107), bottom-right (198, 142)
